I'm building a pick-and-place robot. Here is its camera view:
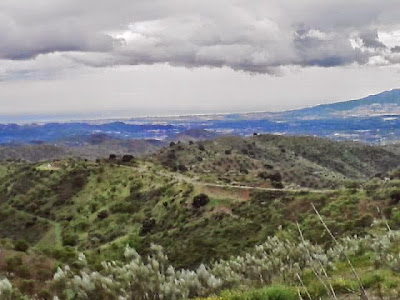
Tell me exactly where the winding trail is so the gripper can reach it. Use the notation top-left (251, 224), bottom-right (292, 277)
top-left (130, 163), bottom-right (339, 195)
top-left (188, 181), bottom-right (338, 194)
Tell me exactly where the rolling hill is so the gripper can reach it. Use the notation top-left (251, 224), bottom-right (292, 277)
top-left (1, 135), bottom-right (400, 299)
top-left (0, 135), bottom-right (166, 162)
top-left (154, 134), bottom-right (400, 189)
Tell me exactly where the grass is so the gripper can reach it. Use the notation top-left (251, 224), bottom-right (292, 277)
top-left (35, 222), bottom-right (62, 249)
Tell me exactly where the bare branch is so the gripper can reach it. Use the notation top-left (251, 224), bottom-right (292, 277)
top-left (311, 203), bottom-right (368, 300)
top-left (296, 222), bottom-right (337, 299)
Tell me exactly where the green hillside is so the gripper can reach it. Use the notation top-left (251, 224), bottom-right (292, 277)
top-left (1, 135), bottom-right (400, 299)
top-left (154, 135), bottom-right (400, 189)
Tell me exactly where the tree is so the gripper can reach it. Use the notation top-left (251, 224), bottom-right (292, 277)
top-left (122, 155), bottom-right (134, 162)
top-left (192, 193), bottom-right (210, 208)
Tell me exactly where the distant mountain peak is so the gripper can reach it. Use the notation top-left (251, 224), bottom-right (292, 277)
top-left (284, 89), bottom-right (400, 119)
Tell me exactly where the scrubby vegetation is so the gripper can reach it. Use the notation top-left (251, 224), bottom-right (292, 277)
top-left (4, 228), bottom-right (400, 299)
top-left (154, 135), bottom-right (400, 189)
top-left (1, 134), bottom-right (400, 299)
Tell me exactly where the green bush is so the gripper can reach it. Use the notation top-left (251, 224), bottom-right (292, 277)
top-left (254, 286), bottom-right (297, 300)
top-left (19, 279), bottom-right (35, 294)
top-left (45, 246), bottom-right (78, 264)
top-left (344, 180), bottom-right (360, 190)
top-left (390, 168), bottom-right (400, 180)
top-left (38, 289), bottom-right (52, 300)
top-left (14, 239), bottom-right (29, 252)
top-left (192, 193), bottom-right (210, 208)
top-left (220, 285), bottom-right (298, 300)
top-left (16, 264), bottom-right (31, 279)
top-left (62, 233), bottom-right (78, 246)
top-left (390, 210), bottom-right (400, 227)
top-left (389, 189), bottom-right (400, 205)
top-left (5, 254), bottom-right (23, 272)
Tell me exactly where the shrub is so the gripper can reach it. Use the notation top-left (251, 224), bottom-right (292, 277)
top-left (355, 214), bottom-right (373, 227)
top-left (271, 181), bottom-right (284, 189)
top-left (97, 210), bottom-right (109, 220)
top-left (364, 179), bottom-right (381, 196)
top-left (178, 164), bottom-right (188, 172)
top-left (5, 255), bottom-right (23, 272)
top-left (14, 240), bottom-right (29, 252)
top-left (16, 264), bottom-right (31, 279)
top-left (62, 234), bottom-right (78, 247)
top-left (72, 174), bottom-right (87, 189)
top-left (14, 231), bottom-right (400, 299)
top-left (140, 218), bottom-right (156, 235)
top-left (251, 285), bottom-right (297, 300)
top-left (344, 180), bottom-right (360, 190)
top-left (38, 288), bottom-right (52, 300)
top-left (122, 155), bottom-right (134, 162)
top-left (258, 171), bottom-right (282, 182)
top-left (390, 189), bottom-right (400, 204)
top-left (0, 279), bottom-right (13, 299)
top-left (218, 286), bottom-right (297, 300)
top-left (192, 194), bottom-right (210, 208)
top-left (390, 168), bottom-right (400, 180)
top-left (110, 202), bottom-right (136, 214)
top-left (49, 246), bottom-right (78, 264)
top-left (239, 168), bottom-right (249, 174)
top-left (19, 279), bottom-right (35, 294)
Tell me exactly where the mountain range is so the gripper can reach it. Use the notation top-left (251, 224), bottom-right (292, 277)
top-left (279, 89), bottom-right (400, 119)
top-left (0, 89), bottom-right (399, 155)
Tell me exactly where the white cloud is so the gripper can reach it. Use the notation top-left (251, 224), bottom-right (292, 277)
top-left (0, 0), bottom-right (400, 78)
top-left (1, 0), bottom-right (400, 119)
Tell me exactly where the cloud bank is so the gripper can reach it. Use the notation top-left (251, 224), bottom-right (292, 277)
top-left (1, 0), bottom-right (400, 78)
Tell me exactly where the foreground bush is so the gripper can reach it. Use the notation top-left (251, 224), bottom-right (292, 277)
top-left (0, 279), bottom-right (13, 299)
top-left (3, 230), bottom-right (400, 299)
top-left (196, 286), bottom-right (298, 300)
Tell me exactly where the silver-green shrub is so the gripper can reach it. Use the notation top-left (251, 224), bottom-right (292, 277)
top-left (4, 229), bottom-right (400, 299)
top-left (0, 278), bottom-right (13, 300)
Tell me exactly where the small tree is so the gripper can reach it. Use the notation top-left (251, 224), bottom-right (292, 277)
top-left (192, 193), bottom-right (210, 208)
top-left (122, 154), bottom-right (134, 162)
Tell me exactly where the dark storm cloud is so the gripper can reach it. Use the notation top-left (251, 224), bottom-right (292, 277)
top-left (359, 29), bottom-right (387, 49)
top-left (392, 46), bottom-right (400, 53)
top-left (1, 0), bottom-right (400, 77)
top-left (293, 28), bottom-right (368, 67)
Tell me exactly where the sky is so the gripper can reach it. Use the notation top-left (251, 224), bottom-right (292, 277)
top-left (1, 0), bottom-right (400, 121)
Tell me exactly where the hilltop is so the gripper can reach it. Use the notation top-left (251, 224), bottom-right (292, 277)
top-left (154, 134), bottom-right (400, 189)
top-left (0, 135), bottom-right (166, 162)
